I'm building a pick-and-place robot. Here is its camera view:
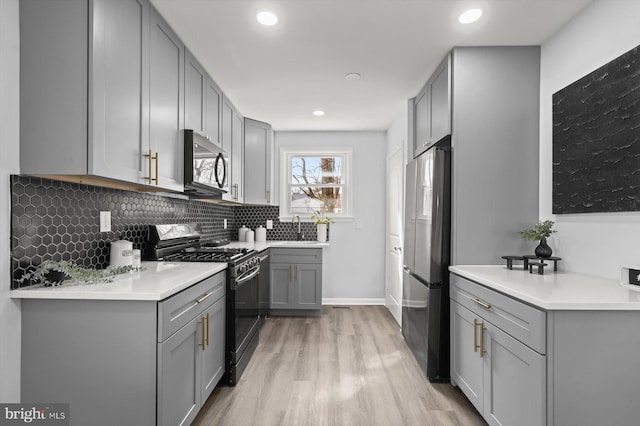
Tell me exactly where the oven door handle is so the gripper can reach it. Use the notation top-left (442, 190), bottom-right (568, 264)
top-left (232, 266), bottom-right (260, 289)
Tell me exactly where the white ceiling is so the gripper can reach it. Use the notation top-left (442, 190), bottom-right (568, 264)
top-left (151, 0), bottom-right (593, 131)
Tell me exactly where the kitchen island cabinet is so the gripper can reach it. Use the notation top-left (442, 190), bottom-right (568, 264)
top-left (270, 248), bottom-right (323, 315)
top-left (20, 0), bottom-right (183, 192)
top-left (450, 266), bottom-right (640, 426)
top-left (14, 263), bottom-right (226, 426)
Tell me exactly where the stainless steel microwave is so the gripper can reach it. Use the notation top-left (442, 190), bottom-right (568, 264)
top-left (184, 129), bottom-right (229, 198)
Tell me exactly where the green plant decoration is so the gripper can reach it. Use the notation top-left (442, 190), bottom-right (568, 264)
top-left (311, 209), bottom-right (334, 225)
top-left (518, 220), bottom-right (556, 242)
top-left (18, 260), bottom-right (144, 287)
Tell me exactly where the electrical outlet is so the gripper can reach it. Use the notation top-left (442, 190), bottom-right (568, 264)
top-left (223, 219), bottom-right (228, 229)
top-left (266, 220), bottom-right (273, 230)
top-left (99, 211), bottom-right (111, 232)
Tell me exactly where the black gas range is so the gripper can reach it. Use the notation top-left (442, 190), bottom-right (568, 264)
top-left (145, 224), bottom-right (260, 385)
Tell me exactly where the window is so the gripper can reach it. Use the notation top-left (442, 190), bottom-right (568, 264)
top-left (280, 148), bottom-right (352, 219)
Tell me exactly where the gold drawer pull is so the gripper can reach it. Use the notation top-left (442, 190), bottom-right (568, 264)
top-left (196, 292), bottom-right (212, 304)
top-left (472, 298), bottom-right (491, 310)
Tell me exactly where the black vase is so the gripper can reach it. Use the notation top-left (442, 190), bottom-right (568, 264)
top-left (535, 238), bottom-right (552, 258)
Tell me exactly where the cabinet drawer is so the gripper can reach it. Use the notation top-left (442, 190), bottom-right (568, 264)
top-left (450, 273), bottom-right (546, 354)
top-left (158, 271), bottom-right (226, 342)
top-left (270, 248), bottom-right (322, 264)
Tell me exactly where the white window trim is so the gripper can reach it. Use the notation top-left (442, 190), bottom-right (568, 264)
top-left (279, 147), bottom-right (353, 221)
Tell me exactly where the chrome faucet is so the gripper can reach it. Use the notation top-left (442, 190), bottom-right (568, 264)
top-left (292, 215), bottom-right (303, 240)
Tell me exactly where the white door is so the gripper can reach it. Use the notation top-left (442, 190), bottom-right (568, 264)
top-left (385, 148), bottom-right (404, 326)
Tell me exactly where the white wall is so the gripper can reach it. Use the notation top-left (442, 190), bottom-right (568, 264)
top-left (386, 101), bottom-right (409, 160)
top-left (274, 131), bottom-right (387, 303)
top-left (0, 0), bottom-right (21, 402)
top-left (540, 0), bottom-right (640, 280)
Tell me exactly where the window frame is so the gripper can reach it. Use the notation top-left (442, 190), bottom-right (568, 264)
top-left (279, 147), bottom-right (353, 222)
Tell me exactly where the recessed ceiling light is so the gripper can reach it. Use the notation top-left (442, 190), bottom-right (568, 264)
top-left (458, 8), bottom-right (483, 24)
top-left (257, 11), bottom-right (278, 26)
top-left (313, 110), bottom-right (325, 117)
top-left (345, 73), bottom-right (361, 81)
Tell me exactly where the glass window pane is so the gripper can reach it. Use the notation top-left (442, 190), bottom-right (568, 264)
top-left (290, 186), bottom-right (343, 214)
top-left (291, 156), bottom-right (342, 185)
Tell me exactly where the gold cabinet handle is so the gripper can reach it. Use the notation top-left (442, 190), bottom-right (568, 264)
top-left (423, 141), bottom-right (428, 147)
top-left (266, 190), bottom-right (270, 204)
top-left (144, 150), bottom-right (158, 184)
top-left (233, 183), bottom-right (239, 200)
top-left (204, 313), bottom-right (210, 347)
top-left (199, 316), bottom-right (206, 350)
top-left (196, 292), bottom-right (212, 304)
top-left (473, 319), bottom-right (481, 353)
top-left (472, 298), bottom-right (491, 310)
top-left (155, 151), bottom-right (159, 185)
top-left (473, 319), bottom-right (487, 357)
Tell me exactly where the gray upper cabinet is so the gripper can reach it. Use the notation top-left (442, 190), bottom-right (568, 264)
top-left (185, 49), bottom-right (223, 147)
top-left (413, 53), bottom-right (452, 157)
top-left (232, 109), bottom-right (244, 203)
top-left (91, 0), bottom-right (149, 184)
top-left (244, 118), bottom-right (273, 205)
top-left (205, 78), bottom-right (223, 146)
top-left (222, 96), bottom-right (243, 202)
top-left (185, 49), bottom-right (207, 135)
top-left (20, 0), bottom-right (183, 192)
top-left (149, 8), bottom-right (184, 192)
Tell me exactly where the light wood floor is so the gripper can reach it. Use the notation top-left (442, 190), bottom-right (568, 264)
top-left (194, 305), bottom-right (487, 426)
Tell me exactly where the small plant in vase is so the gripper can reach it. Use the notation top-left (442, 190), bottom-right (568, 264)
top-left (311, 209), bottom-right (333, 243)
top-left (519, 220), bottom-right (556, 258)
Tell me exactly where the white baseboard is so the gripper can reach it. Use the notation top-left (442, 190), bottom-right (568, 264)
top-left (322, 298), bottom-right (385, 306)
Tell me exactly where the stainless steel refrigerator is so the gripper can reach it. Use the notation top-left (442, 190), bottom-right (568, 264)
top-left (402, 136), bottom-right (451, 382)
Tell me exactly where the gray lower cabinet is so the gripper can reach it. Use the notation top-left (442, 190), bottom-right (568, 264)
top-left (158, 295), bottom-right (225, 426)
top-left (21, 271), bottom-right (226, 426)
top-left (451, 273), bottom-right (546, 426)
top-left (244, 118), bottom-right (273, 205)
top-left (20, 0), bottom-right (184, 192)
top-left (451, 301), bottom-right (545, 426)
top-left (451, 273), bottom-right (640, 426)
top-left (269, 248), bottom-right (322, 314)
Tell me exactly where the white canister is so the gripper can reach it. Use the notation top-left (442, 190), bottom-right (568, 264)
top-left (255, 226), bottom-right (266, 242)
top-left (245, 229), bottom-right (255, 243)
top-left (110, 240), bottom-right (133, 268)
top-left (238, 225), bottom-right (249, 242)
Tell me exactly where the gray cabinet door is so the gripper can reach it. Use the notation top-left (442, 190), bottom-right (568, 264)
top-left (413, 86), bottom-right (429, 157)
top-left (244, 118), bottom-right (273, 205)
top-left (270, 263), bottom-right (294, 308)
top-left (231, 108), bottom-right (244, 202)
top-left (185, 49), bottom-right (206, 134)
top-left (294, 263), bottom-right (322, 310)
top-left (206, 77), bottom-right (223, 146)
top-left (201, 296), bottom-right (225, 402)
top-left (450, 301), bottom-right (484, 413)
top-left (221, 98), bottom-right (234, 202)
top-left (91, 0), bottom-right (149, 183)
top-left (157, 315), bottom-right (201, 426)
top-left (483, 321), bottom-right (545, 426)
top-left (428, 54), bottom-right (451, 144)
top-left (149, 7), bottom-right (184, 191)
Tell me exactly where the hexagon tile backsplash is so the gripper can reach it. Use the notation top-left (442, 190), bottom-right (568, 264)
top-left (11, 175), bottom-right (235, 288)
top-left (11, 176), bottom-right (330, 289)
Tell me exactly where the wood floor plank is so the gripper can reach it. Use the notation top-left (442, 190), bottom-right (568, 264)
top-left (193, 306), bottom-right (486, 426)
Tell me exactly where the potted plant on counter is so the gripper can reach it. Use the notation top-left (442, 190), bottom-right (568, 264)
top-left (519, 220), bottom-right (556, 258)
top-left (311, 209), bottom-right (333, 243)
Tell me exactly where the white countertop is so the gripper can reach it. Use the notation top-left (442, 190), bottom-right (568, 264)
top-left (225, 240), bottom-right (330, 252)
top-left (449, 265), bottom-right (640, 310)
top-left (10, 261), bottom-right (227, 301)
